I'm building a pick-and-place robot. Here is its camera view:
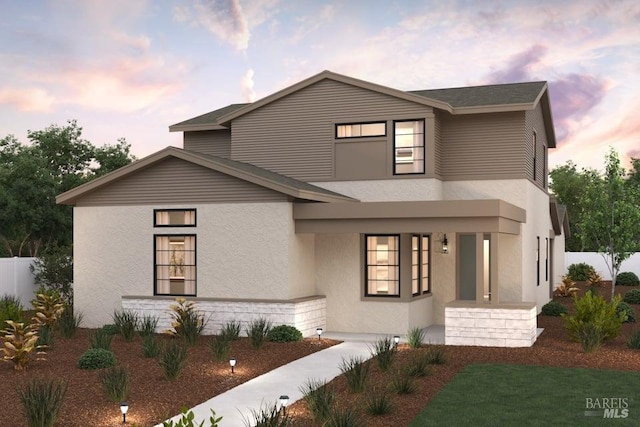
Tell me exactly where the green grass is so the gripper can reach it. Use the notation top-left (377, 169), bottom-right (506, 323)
top-left (410, 364), bottom-right (640, 426)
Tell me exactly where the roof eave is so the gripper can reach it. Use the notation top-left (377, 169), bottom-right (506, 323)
top-left (451, 102), bottom-right (535, 115)
top-left (169, 124), bottom-right (229, 132)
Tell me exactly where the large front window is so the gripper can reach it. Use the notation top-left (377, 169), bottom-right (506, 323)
top-left (394, 120), bottom-right (424, 174)
top-left (155, 235), bottom-right (196, 296)
top-left (365, 235), bottom-right (399, 297)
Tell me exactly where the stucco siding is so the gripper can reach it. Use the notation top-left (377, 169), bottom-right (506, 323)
top-left (231, 79), bottom-right (431, 181)
top-left (183, 130), bottom-right (231, 158)
top-left (288, 233), bottom-right (316, 299)
top-left (311, 178), bottom-right (443, 202)
top-left (75, 157), bottom-right (286, 206)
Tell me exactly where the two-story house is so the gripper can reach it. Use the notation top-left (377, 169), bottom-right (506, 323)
top-left (57, 71), bottom-right (569, 347)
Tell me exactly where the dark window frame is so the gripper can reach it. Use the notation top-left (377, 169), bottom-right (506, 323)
top-left (364, 234), bottom-right (401, 298)
top-left (536, 236), bottom-right (540, 287)
top-left (154, 233), bottom-right (197, 297)
top-left (411, 234), bottom-right (431, 296)
top-left (393, 119), bottom-right (425, 175)
top-left (545, 237), bottom-right (549, 281)
top-left (153, 209), bottom-right (197, 227)
top-left (335, 121), bottom-right (387, 139)
top-left (532, 131), bottom-right (537, 182)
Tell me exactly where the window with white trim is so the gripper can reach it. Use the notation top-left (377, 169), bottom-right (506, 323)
top-left (394, 120), bottom-right (424, 174)
top-left (155, 235), bottom-right (196, 296)
top-left (365, 235), bottom-right (399, 297)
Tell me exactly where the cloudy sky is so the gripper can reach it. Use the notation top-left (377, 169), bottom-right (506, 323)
top-left (1, 0), bottom-right (638, 171)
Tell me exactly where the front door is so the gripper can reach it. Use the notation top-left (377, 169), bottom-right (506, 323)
top-left (459, 234), bottom-right (477, 300)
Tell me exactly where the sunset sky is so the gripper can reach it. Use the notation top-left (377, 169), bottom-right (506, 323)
top-left (1, 0), bottom-right (638, 172)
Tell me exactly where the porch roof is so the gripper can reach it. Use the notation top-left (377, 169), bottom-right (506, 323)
top-left (293, 199), bottom-right (526, 234)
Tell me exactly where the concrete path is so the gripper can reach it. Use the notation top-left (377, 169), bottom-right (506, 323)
top-left (156, 341), bottom-right (372, 427)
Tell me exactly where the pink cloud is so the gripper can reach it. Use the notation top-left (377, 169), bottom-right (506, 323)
top-left (485, 44), bottom-right (548, 84)
top-left (0, 87), bottom-right (55, 112)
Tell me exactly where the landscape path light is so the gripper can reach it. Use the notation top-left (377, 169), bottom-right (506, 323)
top-left (279, 395), bottom-right (290, 414)
top-left (229, 357), bottom-right (236, 374)
top-left (119, 402), bottom-right (129, 424)
top-left (316, 327), bottom-right (323, 341)
top-left (393, 335), bottom-right (400, 348)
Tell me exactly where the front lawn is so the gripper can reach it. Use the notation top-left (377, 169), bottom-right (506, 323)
top-left (410, 364), bottom-right (640, 426)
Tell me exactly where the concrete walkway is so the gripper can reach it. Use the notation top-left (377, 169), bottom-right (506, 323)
top-left (156, 326), bottom-right (445, 426)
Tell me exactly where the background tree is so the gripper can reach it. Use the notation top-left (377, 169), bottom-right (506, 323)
top-left (0, 120), bottom-right (136, 257)
top-left (580, 148), bottom-right (640, 297)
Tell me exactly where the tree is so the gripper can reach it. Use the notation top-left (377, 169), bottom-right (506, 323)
top-left (580, 148), bottom-right (640, 298)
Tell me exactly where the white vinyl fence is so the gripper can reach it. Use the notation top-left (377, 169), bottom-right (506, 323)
top-left (0, 257), bottom-right (38, 307)
top-left (565, 252), bottom-right (640, 280)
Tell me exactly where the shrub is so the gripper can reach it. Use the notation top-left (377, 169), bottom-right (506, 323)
top-left (267, 325), bottom-right (303, 343)
top-left (554, 275), bottom-right (579, 297)
top-left (407, 326), bottom-right (425, 349)
top-left (30, 246), bottom-right (74, 305)
top-left (405, 352), bottom-right (432, 378)
top-left (101, 324), bottom-right (119, 335)
top-left (300, 379), bottom-right (335, 423)
top-left (163, 408), bottom-right (222, 427)
top-left (390, 374), bottom-right (415, 395)
top-left (339, 356), bottom-right (369, 393)
top-left (0, 294), bottom-right (24, 329)
top-left (100, 365), bottom-right (129, 402)
top-left (425, 344), bottom-right (447, 365)
top-left (586, 271), bottom-right (605, 288)
top-left (32, 292), bottom-right (64, 329)
top-left (365, 388), bottom-right (393, 415)
top-left (563, 293), bottom-right (625, 352)
top-left (246, 318), bottom-right (272, 349)
top-left (112, 310), bottom-right (139, 342)
top-left (17, 377), bottom-right (68, 427)
top-left (57, 306), bottom-right (82, 338)
top-left (617, 272), bottom-right (640, 286)
top-left (370, 336), bottom-right (395, 372)
top-left (166, 298), bottom-right (207, 346)
top-left (324, 408), bottom-right (364, 427)
top-left (209, 336), bottom-right (231, 362)
top-left (90, 328), bottom-right (114, 350)
top-left (138, 314), bottom-right (159, 338)
top-left (36, 325), bottom-right (54, 348)
top-left (142, 335), bottom-right (160, 358)
top-left (1, 321), bottom-right (45, 370)
top-left (541, 301), bottom-right (569, 316)
top-left (624, 289), bottom-right (640, 305)
top-left (219, 320), bottom-right (242, 341)
top-left (242, 401), bottom-right (292, 427)
top-left (617, 302), bottom-right (636, 323)
top-left (568, 263), bottom-right (596, 281)
top-left (627, 330), bottom-right (640, 349)
top-left (159, 340), bottom-right (188, 381)
top-left (77, 348), bottom-right (116, 370)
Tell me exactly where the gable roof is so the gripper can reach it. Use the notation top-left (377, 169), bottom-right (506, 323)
top-left (169, 70), bottom-right (555, 146)
top-left (550, 198), bottom-right (570, 237)
top-left (56, 147), bottom-right (356, 206)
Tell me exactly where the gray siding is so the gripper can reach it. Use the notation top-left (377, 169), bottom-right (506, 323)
top-left (440, 111), bottom-right (526, 180)
top-left (231, 79), bottom-right (431, 181)
top-left (525, 104), bottom-right (548, 189)
top-left (76, 157), bottom-right (286, 206)
top-left (184, 130), bottom-right (231, 158)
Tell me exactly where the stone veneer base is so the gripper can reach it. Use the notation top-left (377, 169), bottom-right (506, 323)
top-left (444, 301), bottom-right (537, 347)
top-left (122, 295), bottom-right (326, 338)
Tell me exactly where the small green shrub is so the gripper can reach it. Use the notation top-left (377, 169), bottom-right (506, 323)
top-left (365, 388), bottom-right (393, 415)
top-left (219, 320), bottom-right (242, 341)
top-left (166, 298), bottom-right (207, 346)
top-left (159, 340), bottom-right (188, 381)
top-left (242, 402), bottom-right (292, 427)
top-left (209, 336), bottom-right (231, 361)
top-left (300, 379), bottom-right (335, 423)
top-left (57, 306), bottom-right (82, 338)
top-left (563, 293), bottom-right (625, 352)
top-left (77, 348), bottom-right (116, 370)
top-left (246, 318), bottom-right (272, 349)
top-left (370, 336), bottom-right (395, 372)
top-left (112, 310), bottom-right (139, 341)
top-left (624, 289), bottom-right (640, 304)
top-left (142, 335), bottom-right (160, 358)
top-left (101, 324), bottom-right (119, 335)
top-left (390, 374), bottom-right (415, 395)
top-left (568, 263), bottom-right (596, 281)
top-left (405, 352), bottom-right (432, 378)
top-left (541, 300), bottom-right (569, 316)
top-left (162, 408), bottom-right (222, 427)
top-left (100, 365), bottom-right (129, 402)
top-left (407, 326), bottom-right (424, 348)
top-left (617, 272), bottom-right (640, 286)
top-left (627, 330), bottom-right (640, 349)
top-left (425, 345), bottom-right (447, 365)
top-left (267, 325), bottom-right (303, 343)
top-left (617, 302), bottom-right (636, 323)
top-left (324, 407), bottom-right (364, 427)
top-left (17, 377), bottom-right (68, 427)
top-left (36, 325), bottom-right (54, 348)
top-left (0, 294), bottom-right (24, 329)
top-left (90, 328), bottom-right (114, 350)
top-left (138, 314), bottom-right (159, 338)
top-left (339, 356), bottom-right (369, 393)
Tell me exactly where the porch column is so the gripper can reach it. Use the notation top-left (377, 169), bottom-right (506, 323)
top-left (490, 232), bottom-right (499, 304)
top-left (475, 233), bottom-right (484, 304)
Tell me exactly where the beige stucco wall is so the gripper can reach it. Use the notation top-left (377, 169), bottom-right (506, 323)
top-left (311, 178), bottom-right (443, 202)
top-left (74, 202), bottom-right (301, 327)
top-left (431, 233), bottom-right (456, 324)
top-left (551, 232), bottom-right (566, 290)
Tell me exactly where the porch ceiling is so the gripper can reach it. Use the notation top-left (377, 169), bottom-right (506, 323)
top-left (293, 199), bottom-right (525, 235)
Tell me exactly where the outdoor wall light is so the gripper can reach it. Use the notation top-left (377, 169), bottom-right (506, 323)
top-left (119, 402), bottom-right (129, 424)
top-left (279, 395), bottom-right (290, 413)
top-left (316, 327), bottom-right (323, 341)
top-left (442, 234), bottom-right (449, 254)
top-left (229, 357), bottom-right (236, 374)
top-left (393, 335), bottom-right (400, 348)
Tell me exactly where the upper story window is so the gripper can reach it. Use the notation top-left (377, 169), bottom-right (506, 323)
top-left (365, 235), bottom-right (400, 297)
top-left (154, 209), bottom-right (196, 227)
top-left (532, 131), bottom-right (537, 181)
top-left (336, 122), bottom-right (386, 139)
top-left (394, 120), bottom-right (424, 174)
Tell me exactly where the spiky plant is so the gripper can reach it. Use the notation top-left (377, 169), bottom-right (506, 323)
top-left (165, 298), bottom-right (207, 345)
top-left (32, 293), bottom-right (64, 329)
top-left (1, 321), bottom-right (45, 370)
